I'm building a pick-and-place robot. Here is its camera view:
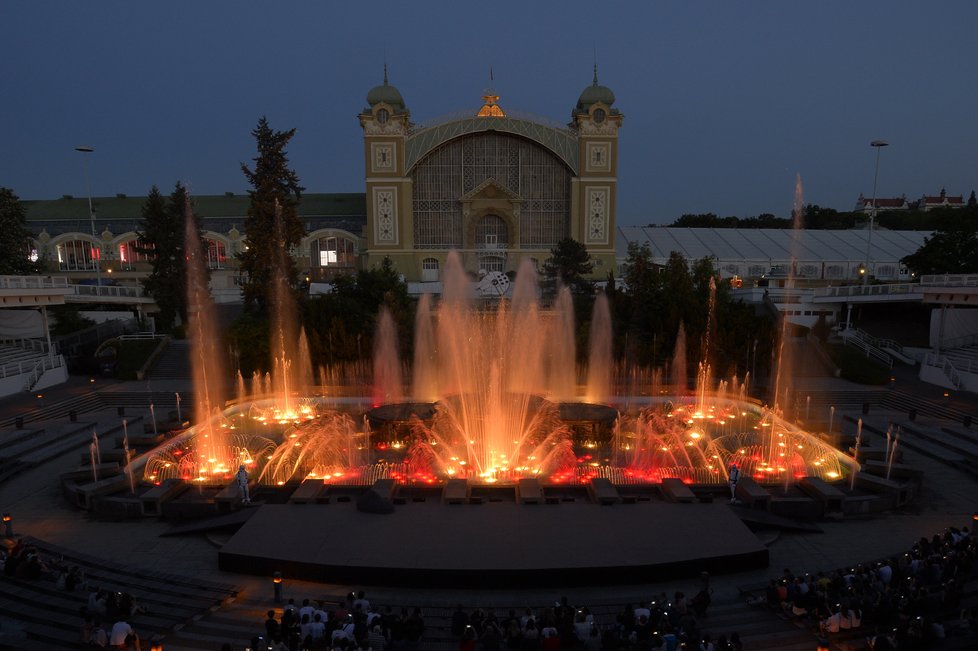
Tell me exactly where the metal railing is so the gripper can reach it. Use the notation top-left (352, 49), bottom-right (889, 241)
top-left (23, 354), bottom-right (66, 391)
top-left (55, 317), bottom-right (140, 354)
top-left (923, 352), bottom-right (961, 389)
top-left (919, 274), bottom-right (978, 287)
top-left (813, 283), bottom-right (921, 299)
top-left (840, 330), bottom-right (893, 368)
top-left (1, 353), bottom-right (55, 380)
top-left (0, 337), bottom-right (55, 354)
top-left (0, 275), bottom-right (69, 290)
top-left (846, 327), bottom-right (904, 355)
top-left (70, 284), bottom-right (145, 299)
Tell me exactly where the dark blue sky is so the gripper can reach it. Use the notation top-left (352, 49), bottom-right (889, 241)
top-left (2, 1), bottom-right (976, 224)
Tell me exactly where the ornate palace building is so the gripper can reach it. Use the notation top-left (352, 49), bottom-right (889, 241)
top-left (358, 67), bottom-right (623, 282)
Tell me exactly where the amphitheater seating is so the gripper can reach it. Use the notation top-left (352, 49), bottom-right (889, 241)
top-left (0, 536), bottom-right (238, 650)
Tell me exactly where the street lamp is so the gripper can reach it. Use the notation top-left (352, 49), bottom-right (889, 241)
top-left (864, 140), bottom-right (889, 284)
top-left (74, 145), bottom-right (102, 295)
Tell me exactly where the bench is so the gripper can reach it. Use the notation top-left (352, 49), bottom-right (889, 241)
top-left (518, 478), bottom-right (544, 504)
top-left (661, 478), bottom-right (696, 503)
top-left (289, 480), bottom-right (324, 504)
top-left (799, 476), bottom-right (846, 514)
top-left (588, 477), bottom-right (620, 505)
top-left (68, 474), bottom-right (131, 509)
top-left (140, 478), bottom-right (190, 516)
top-left (735, 476), bottom-right (771, 509)
top-left (443, 478), bottom-right (468, 504)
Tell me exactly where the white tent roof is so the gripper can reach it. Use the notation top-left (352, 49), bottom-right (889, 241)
top-left (616, 227), bottom-right (930, 266)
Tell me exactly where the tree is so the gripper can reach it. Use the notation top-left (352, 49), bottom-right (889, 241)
top-left (239, 116), bottom-right (305, 314)
top-left (902, 229), bottom-right (978, 275)
top-left (137, 183), bottom-right (203, 332)
top-left (0, 187), bottom-right (40, 275)
top-left (540, 237), bottom-right (594, 297)
top-left (901, 202), bottom-right (978, 274)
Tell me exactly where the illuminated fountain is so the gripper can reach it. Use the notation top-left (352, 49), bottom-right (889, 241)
top-left (142, 240), bottom-right (850, 490)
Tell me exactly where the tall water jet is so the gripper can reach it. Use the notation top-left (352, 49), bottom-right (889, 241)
top-left (373, 307), bottom-right (403, 406)
top-left (771, 173), bottom-right (806, 413)
top-left (412, 294), bottom-right (438, 401)
top-left (548, 286), bottom-right (577, 401)
top-left (267, 201), bottom-right (308, 418)
top-left (586, 292), bottom-right (613, 403)
top-left (184, 194), bottom-right (229, 477)
top-left (672, 322), bottom-right (688, 393)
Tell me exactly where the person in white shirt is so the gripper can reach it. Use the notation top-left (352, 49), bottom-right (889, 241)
top-left (109, 618), bottom-right (139, 650)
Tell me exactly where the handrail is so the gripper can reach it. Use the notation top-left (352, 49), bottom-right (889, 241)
top-left (117, 333), bottom-right (165, 341)
top-left (23, 355), bottom-right (65, 391)
top-left (813, 283), bottom-right (921, 299)
top-left (69, 284), bottom-right (145, 298)
top-left (0, 337), bottom-right (55, 354)
top-left (841, 331), bottom-right (893, 368)
top-left (924, 352), bottom-right (961, 389)
top-left (918, 274), bottom-right (978, 287)
top-left (847, 328), bottom-right (904, 354)
top-left (0, 275), bottom-right (69, 290)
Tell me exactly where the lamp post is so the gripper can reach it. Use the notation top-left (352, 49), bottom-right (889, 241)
top-left (74, 146), bottom-right (101, 295)
top-left (864, 140), bottom-right (889, 284)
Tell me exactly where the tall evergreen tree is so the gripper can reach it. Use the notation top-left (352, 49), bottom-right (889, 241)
top-left (137, 183), bottom-right (203, 331)
top-left (0, 187), bottom-right (40, 275)
top-left (239, 116), bottom-right (305, 314)
top-left (540, 237), bottom-right (594, 298)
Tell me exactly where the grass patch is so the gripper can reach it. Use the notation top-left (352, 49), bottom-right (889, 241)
top-left (826, 343), bottom-right (892, 385)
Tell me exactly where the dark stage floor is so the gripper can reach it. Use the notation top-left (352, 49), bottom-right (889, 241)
top-left (218, 499), bottom-right (768, 588)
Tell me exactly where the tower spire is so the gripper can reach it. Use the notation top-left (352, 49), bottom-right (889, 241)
top-left (383, 61), bottom-right (388, 85)
top-left (593, 47), bottom-right (598, 84)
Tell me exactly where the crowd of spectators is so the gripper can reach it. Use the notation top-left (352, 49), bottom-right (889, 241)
top-left (1, 538), bottom-right (146, 649)
top-left (254, 586), bottom-right (744, 651)
top-left (253, 591), bottom-right (425, 650)
top-left (760, 525), bottom-right (977, 650)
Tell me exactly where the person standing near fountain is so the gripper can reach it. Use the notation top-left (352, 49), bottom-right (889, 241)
top-left (236, 465), bottom-right (251, 504)
top-left (728, 463), bottom-right (740, 503)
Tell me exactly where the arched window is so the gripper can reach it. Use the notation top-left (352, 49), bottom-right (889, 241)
top-left (205, 239), bottom-right (227, 269)
top-left (56, 239), bottom-right (97, 271)
top-left (118, 239), bottom-right (155, 271)
top-left (311, 235), bottom-right (356, 268)
top-left (421, 257), bottom-right (439, 282)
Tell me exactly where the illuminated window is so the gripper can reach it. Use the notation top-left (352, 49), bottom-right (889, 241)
top-left (205, 239), bottom-right (227, 269)
top-left (56, 239), bottom-right (97, 271)
top-left (311, 236), bottom-right (355, 268)
top-left (118, 240), bottom-right (155, 270)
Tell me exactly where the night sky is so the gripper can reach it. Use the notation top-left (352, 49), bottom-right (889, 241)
top-left (2, 1), bottom-right (976, 224)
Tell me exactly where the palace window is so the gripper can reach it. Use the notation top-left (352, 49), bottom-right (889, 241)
top-left (118, 240), bottom-right (155, 271)
top-left (412, 132), bottom-right (570, 249)
top-left (421, 257), bottom-right (439, 282)
top-left (56, 239), bottom-right (97, 271)
top-left (205, 239), bottom-right (227, 270)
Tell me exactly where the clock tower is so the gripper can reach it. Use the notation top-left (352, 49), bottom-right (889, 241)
top-left (571, 65), bottom-right (622, 274)
top-left (358, 66), bottom-right (413, 271)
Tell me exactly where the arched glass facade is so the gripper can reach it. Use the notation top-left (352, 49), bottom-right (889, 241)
top-left (411, 132), bottom-right (571, 249)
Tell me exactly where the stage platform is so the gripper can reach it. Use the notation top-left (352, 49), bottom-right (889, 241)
top-left (218, 499), bottom-right (769, 588)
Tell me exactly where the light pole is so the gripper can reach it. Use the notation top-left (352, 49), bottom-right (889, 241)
top-left (75, 145), bottom-right (101, 295)
top-left (864, 140), bottom-right (889, 284)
